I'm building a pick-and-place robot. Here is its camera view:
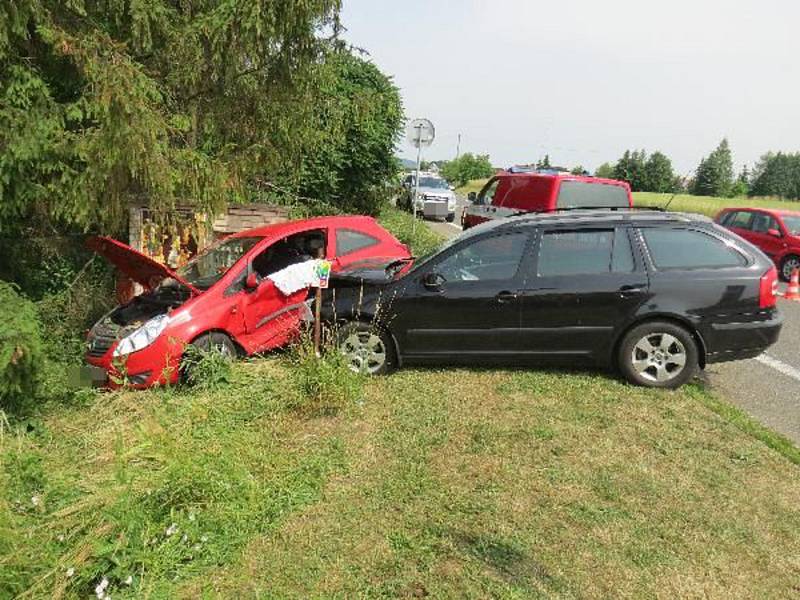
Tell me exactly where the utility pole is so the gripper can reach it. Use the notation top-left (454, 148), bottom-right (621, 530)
top-left (456, 133), bottom-right (461, 160)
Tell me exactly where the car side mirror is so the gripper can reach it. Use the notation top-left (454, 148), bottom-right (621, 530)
top-left (467, 192), bottom-right (477, 204)
top-left (768, 228), bottom-right (782, 238)
top-left (245, 272), bottom-right (259, 290)
top-left (422, 272), bottom-right (445, 290)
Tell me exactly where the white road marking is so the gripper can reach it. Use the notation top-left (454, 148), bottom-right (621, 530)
top-left (446, 223), bottom-right (463, 231)
top-left (755, 354), bottom-right (800, 383)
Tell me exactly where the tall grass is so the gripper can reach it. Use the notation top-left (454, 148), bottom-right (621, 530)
top-left (634, 191), bottom-right (800, 218)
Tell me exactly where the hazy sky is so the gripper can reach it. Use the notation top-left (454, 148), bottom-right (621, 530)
top-left (340, 0), bottom-right (800, 174)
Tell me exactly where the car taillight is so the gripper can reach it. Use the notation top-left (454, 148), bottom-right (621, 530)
top-left (759, 267), bottom-right (778, 309)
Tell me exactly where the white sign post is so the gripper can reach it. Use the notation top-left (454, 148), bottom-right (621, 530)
top-left (407, 118), bottom-right (435, 232)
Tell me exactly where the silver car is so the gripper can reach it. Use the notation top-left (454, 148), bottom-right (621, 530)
top-left (401, 172), bottom-right (457, 222)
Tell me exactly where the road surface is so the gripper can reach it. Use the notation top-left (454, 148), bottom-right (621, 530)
top-left (422, 197), bottom-right (800, 444)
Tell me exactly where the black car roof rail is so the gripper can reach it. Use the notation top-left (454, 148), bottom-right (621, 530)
top-left (507, 206), bottom-right (666, 218)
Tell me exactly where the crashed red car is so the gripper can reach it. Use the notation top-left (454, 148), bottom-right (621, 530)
top-left (85, 216), bottom-right (411, 388)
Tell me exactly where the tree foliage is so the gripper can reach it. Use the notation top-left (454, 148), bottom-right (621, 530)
top-left (691, 139), bottom-right (734, 197)
top-left (0, 282), bottom-right (43, 409)
top-left (643, 151), bottom-right (678, 193)
top-left (0, 1), bottom-right (401, 234)
top-left (750, 152), bottom-right (800, 199)
top-left (613, 150), bottom-right (648, 191)
top-left (440, 153), bottom-right (494, 187)
top-left (594, 162), bottom-right (615, 179)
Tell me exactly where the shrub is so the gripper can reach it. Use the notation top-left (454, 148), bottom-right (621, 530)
top-left (285, 335), bottom-right (364, 414)
top-left (0, 282), bottom-right (44, 409)
top-left (378, 206), bottom-right (444, 257)
top-left (180, 344), bottom-right (233, 389)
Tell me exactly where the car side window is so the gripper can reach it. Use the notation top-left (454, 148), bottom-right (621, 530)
top-left (728, 211), bottom-right (754, 230)
top-left (435, 232), bottom-right (528, 282)
top-left (537, 229), bottom-right (634, 277)
top-left (641, 228), bottom-right (746, 269)
top-left (751, 213), bottom-right (778, 234)
top-left (336, 229), bottom-right (380, 256)
top-left (476, 179), bottom-right (499, 206)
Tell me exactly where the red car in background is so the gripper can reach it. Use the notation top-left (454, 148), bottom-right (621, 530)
top-left (715, 207), bottom-right (800, 280)
top-left (462, 170), bottom-right (633, 229)
top-left (85, 216), bottom-right (411, 388)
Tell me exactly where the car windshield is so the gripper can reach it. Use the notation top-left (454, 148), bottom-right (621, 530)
top-left (177, 236), bottom-right (263, 290)
top-left (782, 216), bottom-right (800, 235)
top-left (418, 177), bottom-right (449, 189)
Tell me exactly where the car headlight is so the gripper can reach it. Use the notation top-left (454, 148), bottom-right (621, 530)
top-left (448, 197), bottom-right (456, 209)
top-left (114, 314), bottom-right (170, 357)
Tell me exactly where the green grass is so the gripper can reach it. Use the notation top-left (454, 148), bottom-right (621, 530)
top-left (456, 178), bottom-right (490, 197)
top-left (378, 205), bottom-right (446, 257)
top-left (2, 362), bottom-right (799, 598)
top-left (635, 192), bottom-right (800, 218)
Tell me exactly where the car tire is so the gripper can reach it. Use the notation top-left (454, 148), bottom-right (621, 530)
top-left (446, 213), bottom-right (456, 223)
top-left (181, 332), bottom-right (238, 381)
top-left (780, 255), bottom-right (800, 282)
top-left (617, 321), bottom-right (698, 389)
top-left (336, 321), bottom-right (396, 375)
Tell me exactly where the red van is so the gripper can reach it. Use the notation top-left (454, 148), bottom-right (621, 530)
top-left (462, 171), bottom-right (633, 229)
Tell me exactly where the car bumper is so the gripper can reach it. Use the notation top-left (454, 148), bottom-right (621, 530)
top-left (704, 310), bottom-right (783, 364)
top-left (85, 335), bottom-right (182, 389)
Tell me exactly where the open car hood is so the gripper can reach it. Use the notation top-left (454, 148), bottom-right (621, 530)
top-left (86, 236), bottom-right (201, 296)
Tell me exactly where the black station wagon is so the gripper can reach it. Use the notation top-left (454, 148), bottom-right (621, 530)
top-left (320, 210), bottom-right (783, 389)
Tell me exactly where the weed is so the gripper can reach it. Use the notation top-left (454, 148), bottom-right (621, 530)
top-left (283, 335), bottom-right (363, 415)
top-left (180, 343), bottom-right (233, 389)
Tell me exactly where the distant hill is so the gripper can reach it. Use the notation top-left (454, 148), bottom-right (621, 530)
top-left (397, 157), bottom-right (416, 170)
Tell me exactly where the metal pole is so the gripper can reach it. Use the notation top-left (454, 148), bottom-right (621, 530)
top-left (456, 133), bottom-right (461, 159)
top-left (313, 248), bottom-right (323, 357)
top-left (413, 125), bottom-right (423, 234)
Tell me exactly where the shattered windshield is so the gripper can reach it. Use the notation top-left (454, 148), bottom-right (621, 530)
top-left (177, 236), bottom-right (263, 290)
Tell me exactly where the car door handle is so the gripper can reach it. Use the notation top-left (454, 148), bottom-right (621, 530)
top-left (496, 291), bottom-right (519, 303)
top-left (619, 285), bottom-right (646, 297)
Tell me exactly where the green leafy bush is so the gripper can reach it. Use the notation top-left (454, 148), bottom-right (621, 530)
top-left (0, 282), bottom-right (44, 409)
top-left (378, 206), bottom-right (444, 257)
top-left (180, 344), bottom-right (233, 389)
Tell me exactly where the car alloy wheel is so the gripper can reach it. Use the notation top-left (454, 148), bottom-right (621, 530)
top-left (631, 333), bottom-right (687, 384)
top-left (782, 256), bottom-right (800, 281)
top-left (340, 330), bottom-right (388, 374)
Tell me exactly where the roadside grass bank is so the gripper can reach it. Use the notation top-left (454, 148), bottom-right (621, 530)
top-left (456, 178), bottom-right (490, 198)
top-left (378, 205), bottom-right (446, 256)
top-left (2, 361), bottom-right (799, 598)
top-left (634, 192), bottom-right (800, 218)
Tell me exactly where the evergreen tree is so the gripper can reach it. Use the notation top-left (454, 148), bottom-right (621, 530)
top-left (613, 150), bottom-right (648, 191)
top-left (691, 139), bottom-right (734, 197)
top-left (643, 151), bottom-right (676, 193)
top-left (536, 155), bottom-right (552, 169)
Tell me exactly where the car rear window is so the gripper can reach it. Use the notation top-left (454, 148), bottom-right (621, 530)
top-left (538, 229), bottom-right (634, 276)
top-left (641, 228), bottom-right (746, 269)
top-left (556, 181), bottom-right (629, 209)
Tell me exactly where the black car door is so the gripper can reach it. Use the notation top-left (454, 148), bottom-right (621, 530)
top-left (518, 226), bottom-right (649, 361)
top-left (391, 230), bottom-right (533, 360)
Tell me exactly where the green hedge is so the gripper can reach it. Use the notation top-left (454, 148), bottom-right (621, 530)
top-left (0, 282), bottom-right (43, 408)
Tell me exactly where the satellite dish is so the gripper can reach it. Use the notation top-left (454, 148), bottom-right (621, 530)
top-left (407, 118), bottom-right (435, 148)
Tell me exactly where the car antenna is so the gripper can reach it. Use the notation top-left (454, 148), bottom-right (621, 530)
top-left (662, 170), bottom-right (693, 212)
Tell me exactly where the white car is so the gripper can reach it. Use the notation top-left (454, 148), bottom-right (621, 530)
top-left (401, 172), bottom-right (457, 222)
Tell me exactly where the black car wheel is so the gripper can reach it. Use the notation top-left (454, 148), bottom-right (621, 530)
top-left (181, 332), bottom-right (237, 381)
top-left (780, 255), bottom-right (800, 282)
top-left (618, 321), bottom-right (698, 389)
top-left (337, 321), bottom-right (395, 375)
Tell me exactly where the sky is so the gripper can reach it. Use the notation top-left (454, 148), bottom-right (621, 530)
top-left (340, 0), bottom-right (800, 174)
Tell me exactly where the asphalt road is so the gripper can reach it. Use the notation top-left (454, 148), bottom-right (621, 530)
top-left (422, 198), bottom-right (800, 444)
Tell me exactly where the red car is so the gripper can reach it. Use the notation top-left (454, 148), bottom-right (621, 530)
top-left (85, 216), bottom-right (411, 388)
top-left (462, 170), bottom-right (632, 229)
top-left (715, 207), bottom-right (800, 281)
